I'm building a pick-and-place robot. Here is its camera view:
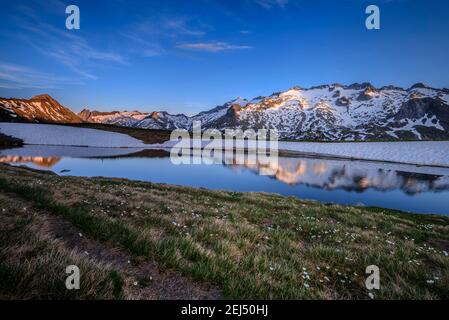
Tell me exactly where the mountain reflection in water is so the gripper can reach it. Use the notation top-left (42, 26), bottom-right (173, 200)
top-left (2, 153), bottom-right (448, 196)
top-left (0, 156), bottom-right (61, 168)
top-left (238, 157), bottom-right (449, 195)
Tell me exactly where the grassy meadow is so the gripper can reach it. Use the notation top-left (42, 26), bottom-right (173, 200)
top-left (0, 163), bottom-right (448, 299)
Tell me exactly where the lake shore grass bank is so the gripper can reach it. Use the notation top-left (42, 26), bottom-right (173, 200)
top-left (0, 163), bottom-right (448, 299)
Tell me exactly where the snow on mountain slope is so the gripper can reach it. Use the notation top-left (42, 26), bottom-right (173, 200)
top-left (78, 109), bottom-right (149, 127)
top-left (0, 94), bottom-right (81, 123)
top-left (233, 83), bottom-right (449, 140)
top-left (135, 111), bottom-right (192, 130)
top-left (191, 97), bottom-right (248, 128)
top-left (78, 83), bottom-right (448, 141)
top-left (79, 97), bottom-right (249, 131)
top-left (133, 97), bottom-right (249, 130)
top-left (3, 83), bottom-right (448, 141)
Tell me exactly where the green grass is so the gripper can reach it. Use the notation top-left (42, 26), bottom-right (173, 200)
top-left (0, 178), bottom-right (152, 257)
top-left (0, 193), bottom-right (122, 299)
top-left (1, 164), bottom-right (449, 299)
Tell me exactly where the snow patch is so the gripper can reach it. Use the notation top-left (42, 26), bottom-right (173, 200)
top-left (278, 141), bottom-right (449, 167)
top-left (0, 123), bottom-right (147, 148)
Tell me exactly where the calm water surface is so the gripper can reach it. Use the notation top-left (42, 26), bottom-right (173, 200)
top-left (1, 146), bottom-right (449, 215)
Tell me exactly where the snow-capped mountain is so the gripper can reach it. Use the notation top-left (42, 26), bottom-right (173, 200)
top-left (77, 97), bottom-right (249, 131)
top-left (78, 109), bottom-right (149, 127)
top-left (2, 83), bottom-right (448, 141)
top-left (134, 111), bottom-right (192, 130)
top-left (207, 83), bottom-right (449, 141)
top-left (134, 97), bottom-right (249, 130)
top-left (78, 83), bottom-right (449, 141)
top-left (0, 94), bottom-right (81, 123)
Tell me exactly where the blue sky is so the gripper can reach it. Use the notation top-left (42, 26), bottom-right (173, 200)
top-left (0, 0), bottom-right (448, 114)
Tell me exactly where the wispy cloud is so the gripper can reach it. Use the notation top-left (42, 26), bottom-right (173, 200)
top-left (1, 1), bottom-right (252, 89)
top-left (161, 17), bottom-right (208, 37)
top-left (120, 29), bottom-right (166, 58)
top-left (123, 17), bottom-right (251, 55)
top-left (252, 0), bottom-right (289, 9)
top-left (0, 61), bottom-right (83, 89)
top-left (177, 41), bottom-right (252, 52)
top-left (5, 5), bottom-right (125, 81)
top-left (121, 16), bottom-right (209, 57)
top-left (24, 23), bottom-right (125, 79)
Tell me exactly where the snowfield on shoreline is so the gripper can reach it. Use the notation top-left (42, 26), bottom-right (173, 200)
top-left (0, 123), bottom-right (146, 148)
top-left (154, 139), bottom-right (449, 167)
top-left (2, 122), bottom-right (449, 167)
top-left (278, 141), bottom-right (449, 167)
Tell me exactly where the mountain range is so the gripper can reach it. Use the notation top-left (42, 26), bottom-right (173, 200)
top-left (1, 83), bottom-right (449, 141)
top-left (0, 94), bottom-right (81, 124)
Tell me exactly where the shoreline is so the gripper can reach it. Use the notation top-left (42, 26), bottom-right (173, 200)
top-left (1, 163), bottom-right (448, 299)
top-left (3, 142), bottom-right (449, 169)
top-left (1, 122), bottom-right (449, 168)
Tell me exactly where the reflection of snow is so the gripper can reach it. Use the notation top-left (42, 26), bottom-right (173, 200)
top-left (2, 144), bottom-right (449, 196)
top-left (239, 156), bottom-right (449, 194)
top-left (434, 176), bottom-right (449, 190)
top-left (0, 155), bottom-right (61, 167)
top-left (155, 139), bottom-right (449, 167)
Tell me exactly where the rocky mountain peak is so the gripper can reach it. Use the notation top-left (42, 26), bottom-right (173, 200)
top-left (409, 83), bottom-right (428, 90)
top-left (2, 83), bottom-right (448, 141)
top-left (346, 82), bottom-right (373, 90)
top-left (150, 111), bottom-right (161, 120)
top-left (32, 94), bottom-right (64, 108)
top-left (78, 108), bottom-right (92, 121)
top-left (0, 94), bottom-right (81, 123)
top-left (32, 93), bottom-right (54, 100)
top-left (227, 104), bottom-right (242, 117)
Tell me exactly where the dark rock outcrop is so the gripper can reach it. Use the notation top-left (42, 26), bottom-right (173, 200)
top-left (336, 97), bottom-right (351, 106)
